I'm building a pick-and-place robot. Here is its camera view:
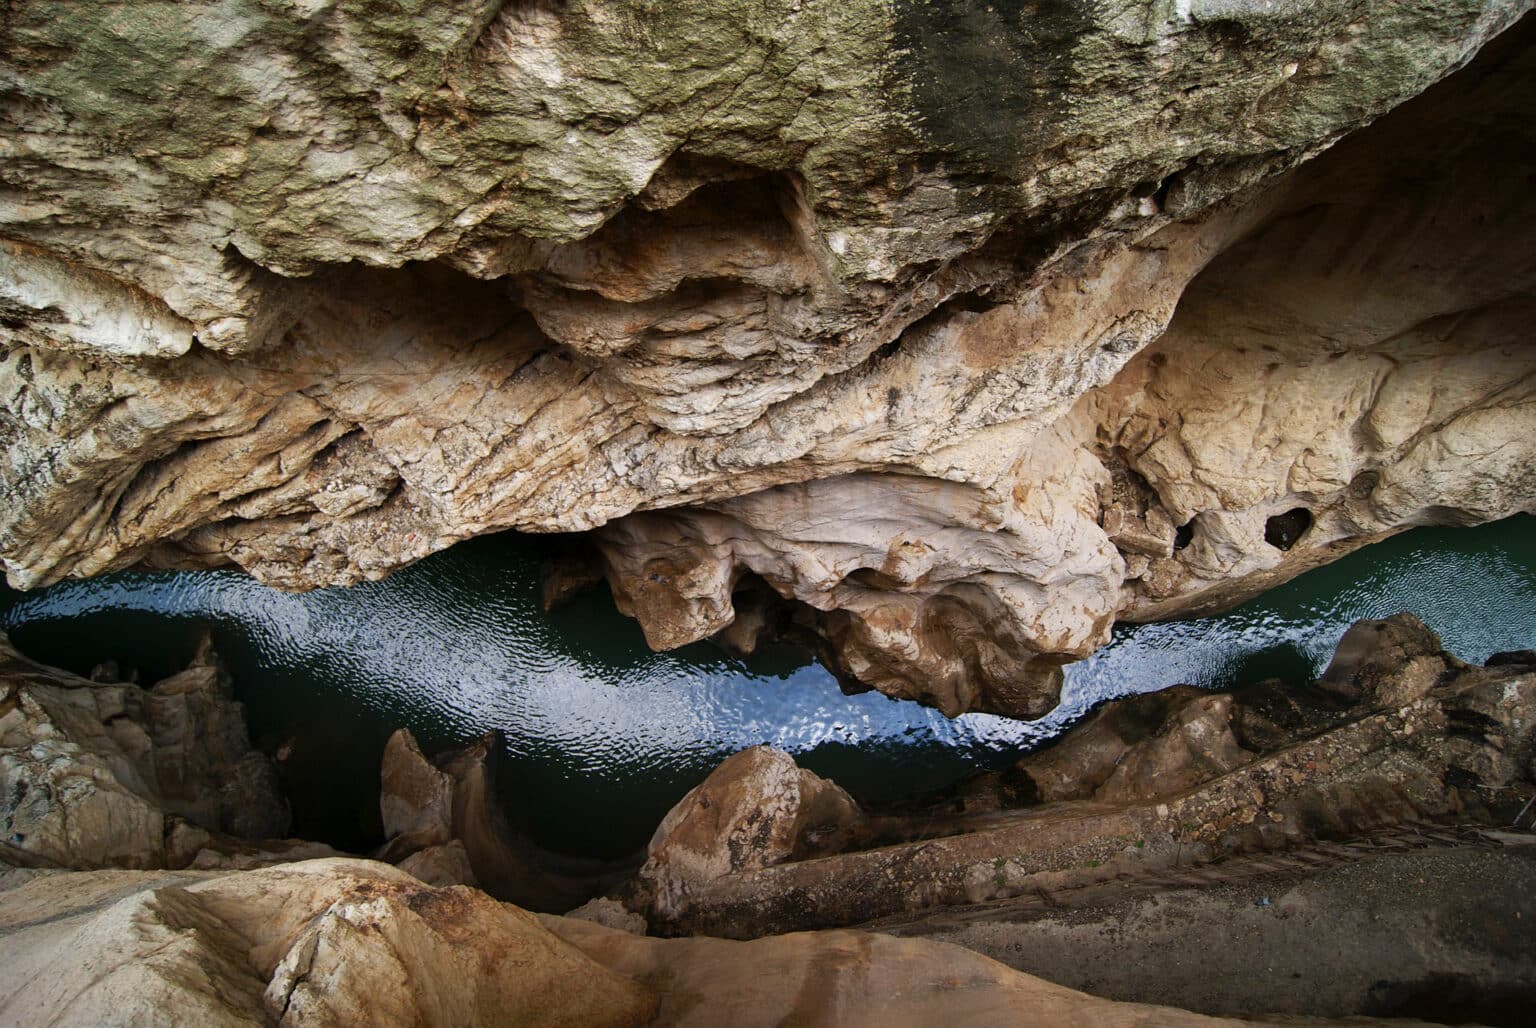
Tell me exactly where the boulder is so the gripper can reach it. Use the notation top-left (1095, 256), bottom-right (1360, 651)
top-left (1317, 614), bottom-right (1460, 710)
top-left (1002, 686), bottom-right (1253, 806)
top-left (378, 728), bottom-right (454, 850)
top-left (395, 841), bottom-right (480, 891)
top-left (639, 745), bottom-right (866, 923)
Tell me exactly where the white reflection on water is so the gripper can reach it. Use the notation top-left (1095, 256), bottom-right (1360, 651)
top-left (1, 516), bottom-right (1531, 851)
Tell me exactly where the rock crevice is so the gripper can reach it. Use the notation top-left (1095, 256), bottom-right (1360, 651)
top-left (2, 3), bottom-right (1534, 716)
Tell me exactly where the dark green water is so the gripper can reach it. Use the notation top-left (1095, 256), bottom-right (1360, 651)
top-left (1, 515), bottom-right (1532, 857)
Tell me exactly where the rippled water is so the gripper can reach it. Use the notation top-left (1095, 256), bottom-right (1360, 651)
top-left (1, 515), bottom-right (1531, 856)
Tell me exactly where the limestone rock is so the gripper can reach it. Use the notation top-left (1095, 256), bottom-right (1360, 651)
top-left (0, 859), bottom-right (656, 1027)
top-left (1003, 687), bottom-right (1254, 806)
top-left (543, 916), bottom-right (1258, 1028)
top-left (590, 25), bottom-right (1536, 717)
top-left (378, 728), bottom-right (454, 847)
top-left (0, 631), bottom-right (299, 869)
top-left (0, 856), bottom-right (1282, 1027)
top-left (641, 615), bottom-right (1536, 937)
top-left (395, 841), bottom-right (480, 890)
top-left (639, 744), bottom-right (865, 923)
top-left (1316, 614), bottom-right (1459, 710)
top-left (563, 896), bottom-right (647, 935)
top-left (377, 729), bottom-right (608, 910)
top-left (1, 2), bottom-right (1534, 718)
top-left (1000, 614), bottom-right (1468, 809)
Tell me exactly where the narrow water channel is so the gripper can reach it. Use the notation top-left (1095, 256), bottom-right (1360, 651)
top-left (1, 515), bottom-right (1531, 857)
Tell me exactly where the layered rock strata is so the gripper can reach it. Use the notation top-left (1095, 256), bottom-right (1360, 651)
top-left (3, 3), bottom-right (1535, 716)
top-left (0, 630), bottom-right (331, 870)
top-left (591, 29), bottom-right (1536, 715)
top-left (623, 615), bottom-right (1536, 938)
top-left (376, 727), bottom-right (622, 910)
top-left (0, 856), bottom-right (1316, 1027)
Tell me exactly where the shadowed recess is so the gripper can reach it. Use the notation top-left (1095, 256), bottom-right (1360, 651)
top-left (0, 515), bottom-right (1532, 857)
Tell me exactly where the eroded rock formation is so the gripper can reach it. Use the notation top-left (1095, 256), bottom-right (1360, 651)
top-left (0, 630), bottom-right (332, 870)
top-left (637, 744), bottom-right (867, 925)
top-left (0, 860), bottom-right (658, 1027)
top-left (376, 727), bottom-right (620, 910)
top-left (0, 611), bottom-right (1531, 1022)
top-left (627, 615), bottom-right (1536, 938)
top-left (2, 3), bottom-right (1534, 716)
top-left (0, 855), bottom-right (1413, 1026)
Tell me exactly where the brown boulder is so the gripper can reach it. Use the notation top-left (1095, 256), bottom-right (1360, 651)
top-left (1004, 686), bottom-right (1253, 806)
top-left (1317, 613), bottom-right (1461, 709)
top-left (639, 745), bottom-right (865, 923)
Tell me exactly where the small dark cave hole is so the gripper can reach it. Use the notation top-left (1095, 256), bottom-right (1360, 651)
top-left (944, 290), bottom-right (1000, 314)
top-left (1264, 507), bottom-right (1313, 551)
top-left (1173, 519), bottom-right (1195, 552)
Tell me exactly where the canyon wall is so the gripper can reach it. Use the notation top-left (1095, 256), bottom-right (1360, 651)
top-left (3, 1), bottom-right (1534, 716)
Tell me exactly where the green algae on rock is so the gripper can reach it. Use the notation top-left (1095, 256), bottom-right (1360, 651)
top-left (2, 3), bottom-right (1534, 722)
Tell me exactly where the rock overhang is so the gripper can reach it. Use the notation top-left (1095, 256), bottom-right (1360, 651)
top-left (1, 1), bottom-right (1534, 717)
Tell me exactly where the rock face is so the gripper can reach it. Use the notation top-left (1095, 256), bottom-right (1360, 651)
top-left (0, 630), bottom-right (314, 870)
top-left (995, 615), bottom-right (1466, 807)
top-left (0, 856), bottom-right (1316, 1027)
top-left (2, 3), bottom-right (1535, 716)
top-left (0, 860), bottom-right (657, 1027)
top-left (635, 615), bottom-right (1536, 937)
top-left (377, 728), bottom-right (616, 910)
top-left (638, 744), bottom-right (866, 924)
top-left (880, 845), bottom-right (1536, 1022)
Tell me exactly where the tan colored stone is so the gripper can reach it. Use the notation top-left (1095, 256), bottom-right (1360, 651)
top-left (1, 4), bottom-right (1533, 720)
top-left (0, 631), bottom-right (297, 870)
top-left (0, 859), bottom-right (655, 1027)
top-left (379, 728), bottom-right (453, 846)
top-left (639, 744), bottom-right (864, 922)
top-left (396, 841), bottom-right (480, 890)
top-left (639, 617), bottom-right (1536, 938)
top-left (0, 857), bottom-right (1308, 1027)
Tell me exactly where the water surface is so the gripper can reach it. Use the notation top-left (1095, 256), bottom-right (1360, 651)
top-left (1, 515), bottom-right (1531, 855)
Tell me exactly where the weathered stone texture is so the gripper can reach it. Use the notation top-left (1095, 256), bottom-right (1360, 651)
top-left (634, 616), bottom-right (1536, 938)
top-left (0, 630), bottom-right (313, 870)
top-left (0, 856), bottom-right (1303, 1026)
top-left (638, 744), bottom-right (866, 923)
top-left (2, 1), bottom-right (1534, 716)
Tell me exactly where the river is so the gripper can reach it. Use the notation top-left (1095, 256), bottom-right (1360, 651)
top-left (2, 515), bottom-right (1531, 856)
